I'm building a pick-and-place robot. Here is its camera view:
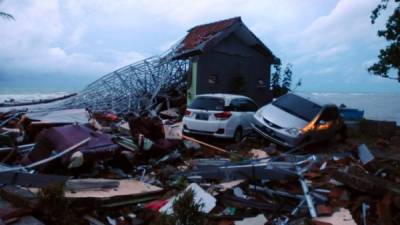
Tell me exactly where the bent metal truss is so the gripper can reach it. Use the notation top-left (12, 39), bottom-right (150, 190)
top-left (63, 44), bottom-right (189, 114)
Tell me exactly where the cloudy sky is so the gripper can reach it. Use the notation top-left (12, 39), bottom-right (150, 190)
top-left (0, 0), bottom-right (398, 93)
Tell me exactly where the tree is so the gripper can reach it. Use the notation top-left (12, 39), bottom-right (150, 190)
top-left (282, 63), bottom-right (293, 92)
top-left (271, 63), bottom-right (281, 90)
top-left (151, 189), bottom-right (205, 225)
top-left (0, 0), bottom-right (14, 20)
top-left (368, 0), bottom-right (399, 82)
top-left (0, 11), bottom-right (13, 20)
top-left (271, 63), bottom-right (293, 98)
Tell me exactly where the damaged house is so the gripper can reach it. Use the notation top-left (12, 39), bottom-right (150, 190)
top-left (173, 17), bottom-right (278, 106)
top-left (65, 17), bottom-right (278, 114)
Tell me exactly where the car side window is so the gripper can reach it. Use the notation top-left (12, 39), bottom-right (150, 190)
top-left (229, 99), bottom-right (258, 112)
top-left (229, 99), bottom-right (242, 112)
top-left (237, 99), bottom-right (248, 112)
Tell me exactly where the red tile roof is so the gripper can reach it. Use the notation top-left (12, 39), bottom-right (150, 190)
top-left (178, 17), bottom-right (241, 52)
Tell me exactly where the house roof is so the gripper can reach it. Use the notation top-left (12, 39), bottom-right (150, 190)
top-left (179, 17), bottom-right (241, 52)
top-left (173, 17), bottom-right (277, 62)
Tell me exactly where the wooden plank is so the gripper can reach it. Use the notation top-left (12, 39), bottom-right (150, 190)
top-left (64, 179), bottom-right (163, 199)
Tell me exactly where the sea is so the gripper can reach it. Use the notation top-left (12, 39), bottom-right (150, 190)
top-left (0, 88), bottom-right (399, 125)
top-left (306, 92), bottom-right (400, 125)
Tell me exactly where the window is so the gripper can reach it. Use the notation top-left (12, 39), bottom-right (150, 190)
top-left (228, 98), bottom-right (258, 112)
top-left (272, 94), bottom-right (322, 122)
top-left (257, 79), bottom-right (266, 88)
top-left (208, 74), bottom-right (217, 84)
top-left (228, 99), bottom-right (242, 111)
top-left (189, 96), bottom-right (225, 111)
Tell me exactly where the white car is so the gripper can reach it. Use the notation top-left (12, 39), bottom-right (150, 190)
top-left (183, 94), bottom-right (258, 141)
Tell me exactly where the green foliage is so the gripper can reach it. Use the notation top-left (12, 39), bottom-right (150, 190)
top-left (152, 189), bottom-right (206, 225)
top-left (271, 64), bottom-right (281, 90)
top-left (271, 63), bottom-right (294, 98)
top-left (282, 63), bottom-right (293, 91)
top-left (173, 175), bottom-right (189, 190)
top-left (368, 0), bottom-right (400, 82)
top-left (0, 11), bottom-right (14, 20)
top-left (0, 0), bottom-right (14, 20)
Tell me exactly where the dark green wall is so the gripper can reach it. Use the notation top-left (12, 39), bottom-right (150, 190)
top-left (195, 34), bottom-right (272, 106)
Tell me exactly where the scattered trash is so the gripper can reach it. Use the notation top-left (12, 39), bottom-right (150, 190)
top-left (358, 144), bottom-right (374, 165)
top-left (314, 208), bottom-right (357, 225)
top-left (216, 180), bottom-right (245, 192)
top-left (361, 202), bottom-right (369, 225)
top-left (1, 87), bottom-right (400, 225)
top-left (248, 149), bottom-right (269, 159)
top-left (234, 214), bottom-right (267, 225)
top-left (233, 187), bottom-right (248, 199)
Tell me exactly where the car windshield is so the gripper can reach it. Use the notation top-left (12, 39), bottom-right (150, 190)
top-left (272, 94), bottom-right (321, 121)
top-left (189, 96), bottom-right (225, 111)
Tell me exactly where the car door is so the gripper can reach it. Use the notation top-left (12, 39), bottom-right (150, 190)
top-left (227, 99), bottom-right (243, 135)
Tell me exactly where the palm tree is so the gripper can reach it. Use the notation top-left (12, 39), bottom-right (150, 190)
top-left (0, 11), bottom-right (14, 20)
top-left (0, 0), bottom-right (14, 20)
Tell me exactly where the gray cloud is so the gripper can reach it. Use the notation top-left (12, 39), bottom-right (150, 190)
top-left (0, 0), bottom-right (399, 92)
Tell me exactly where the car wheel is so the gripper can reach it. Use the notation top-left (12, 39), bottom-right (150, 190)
top-left (233, 127), bottom-right (243, 142)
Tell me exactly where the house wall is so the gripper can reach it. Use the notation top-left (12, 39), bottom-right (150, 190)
top-left (187, 60), bottom-right (198, 104)
top-left (195, 34), bottom-right (272, 106)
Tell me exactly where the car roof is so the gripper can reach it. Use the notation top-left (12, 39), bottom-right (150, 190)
top-left (290, 92), bottom-right (336, 107)
top-left (195, 93), bottom-right (252, 101)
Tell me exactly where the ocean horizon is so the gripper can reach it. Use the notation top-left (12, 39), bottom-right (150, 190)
top-left (1, 88), bottom-right (399, 125)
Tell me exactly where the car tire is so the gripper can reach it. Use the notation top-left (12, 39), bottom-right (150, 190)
top-left (233, 127), bottom-right (243, 142)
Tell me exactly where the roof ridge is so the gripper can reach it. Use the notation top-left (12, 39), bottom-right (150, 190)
top-left (188, 16), bottom-right (241, 32)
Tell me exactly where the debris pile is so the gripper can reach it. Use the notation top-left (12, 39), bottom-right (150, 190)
top-left (1, 107), bottom-right (400, 225)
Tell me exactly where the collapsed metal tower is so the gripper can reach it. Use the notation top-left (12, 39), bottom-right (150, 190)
top-left (64, 44), bottom-right (189, 114)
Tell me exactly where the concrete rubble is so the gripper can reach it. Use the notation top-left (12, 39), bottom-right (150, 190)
top-left (1, 106), bottom-right (400, 225)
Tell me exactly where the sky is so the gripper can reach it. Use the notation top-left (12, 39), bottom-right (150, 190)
top-left (0, 0), bottom-right (399, 93)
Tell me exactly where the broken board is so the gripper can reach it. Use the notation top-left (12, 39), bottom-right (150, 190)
top-left (64, 179), bottom-right (163, 199)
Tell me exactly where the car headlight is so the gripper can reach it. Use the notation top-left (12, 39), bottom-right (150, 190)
top-left (255, 109), bottom-right (262, 118)
top-left (286, 128), bottom-right (301, 136)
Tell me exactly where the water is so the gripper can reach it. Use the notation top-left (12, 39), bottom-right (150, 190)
top-left (0, 90), bottom-right (399, 125)
top-left (0, 88), bottom-right (75, 103)
top-left (307, 92), bottom-right (400, 125)
top-left (0, 88), bottom-right (76, 112)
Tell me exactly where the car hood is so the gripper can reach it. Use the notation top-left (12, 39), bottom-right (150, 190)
top-left (259, 104), bottom-right (309, 129)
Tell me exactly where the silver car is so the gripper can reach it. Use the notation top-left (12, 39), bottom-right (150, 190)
top-left (252, 93), bottom-right (345, 148)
